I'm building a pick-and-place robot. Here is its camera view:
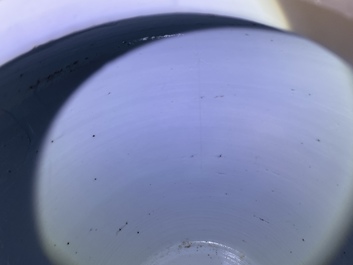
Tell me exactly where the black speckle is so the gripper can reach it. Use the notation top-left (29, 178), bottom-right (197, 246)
top-left (218, 154), bottom-right (222, 158)
top-left (225, 193), bottom-right (228, 195)
top-left (344, 251), bottom-right (346, 255)
top-left (302, 238), bottom-right (305, 242)
top-left (89, 228), bottom-right (93, 231)
top-left (316, 138), bottom-right (321, 142)
top-left (190, 155), bottom-right (194, 158)
top-left (290, 251), bottom-right (292, 254)
top-left (126, 222), bottom-right (128, 225)
top-left (291, 89), bottom-right (295, 91)
top-left (308, 93), bottom-right (311, 96)
top-left (94, 178), bottom-right (97, 181)
top-left (67, 242), bottom-right (70, 245)
top-left (137, 231), bottom-right (140, 234)
top-left (92, 135), bottom-right (95, 138)
top-left (19, 73), bottom-right (23, 78)
top-left (75, 252), bottom-right (77, 254)
top-left (119, 228), bottom-right (122, 231)
top-left (148, 213), bottom-right (151, 216)
top-left (73, 60), bottom-right (79, 65)
top-left (85, 57), bottom-right (89, 60)
top-left (8, 169), bottom-right (11, 174)
top-left (51, 140), bottom-right (54, 143)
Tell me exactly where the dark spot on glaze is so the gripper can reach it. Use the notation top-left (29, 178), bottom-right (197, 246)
top-left (181, 241), bottom-right (191, 248)
top-left (94, 178), bottom-right (97, 181)
top-left (137, 231), bottom-right (140, 234)
top-left (67, 242), bottom-right (70, 245)
top-left (316, 138), bottom-right (321, 142)
top-left (92, 135), bottom-right (95, 137)
top-left (302, 238), bottom-right (305, 242)
top-left (51, 140), bottom-right (54, 143)
top-left (116, 222), bottom-right (129, 235)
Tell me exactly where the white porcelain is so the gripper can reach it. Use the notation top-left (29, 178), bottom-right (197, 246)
top-left (35, 27), bottom-right (353, 265)
top-left (1, 1), bottom-right (353, 265)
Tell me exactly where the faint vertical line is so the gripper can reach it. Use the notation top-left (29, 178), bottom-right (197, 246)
top-left (197, 57), bottom-right (203, 172)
